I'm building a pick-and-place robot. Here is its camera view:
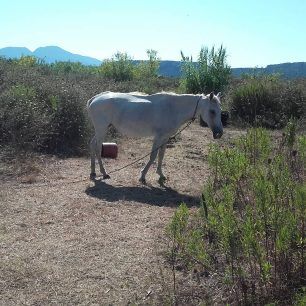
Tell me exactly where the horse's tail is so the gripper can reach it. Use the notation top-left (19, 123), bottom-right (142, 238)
top-left (86, 91), bottom-right (112, 109)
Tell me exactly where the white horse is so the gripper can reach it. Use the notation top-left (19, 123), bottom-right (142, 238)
top-left (87, 91), bottom-right (223, 183)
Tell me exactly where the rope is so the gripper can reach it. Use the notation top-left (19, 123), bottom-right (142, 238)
top-left (108, 117), bottom-right (196, 175)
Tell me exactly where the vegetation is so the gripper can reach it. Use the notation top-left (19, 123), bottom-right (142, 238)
top-left (167, 123), bottom-right (305, 304)
top-left (230, 74), bottom-right (305, 128)
top-left (100, 51), bottom-right (135, 81)
top-left (1, 52), bottom-right (305, 157)
top-left (0, 49), bottom-right (305, 304)
top-left (0, 55), bottom-right (177, 155)
top-left (180, 45), bottom-right (231, 94)
top-left (99, 49), bottom-right (160, 82)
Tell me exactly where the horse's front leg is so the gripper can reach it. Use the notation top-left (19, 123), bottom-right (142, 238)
top-left (156, 143), bottom-right (167, 184)
top-left (139, 138), bottom-right (165, 184)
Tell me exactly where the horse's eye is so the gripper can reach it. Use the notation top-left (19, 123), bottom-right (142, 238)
top-left (209, 109), bottom-right (216, 116)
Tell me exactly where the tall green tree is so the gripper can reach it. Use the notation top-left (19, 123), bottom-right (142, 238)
top-left (135, 49), bottom-right (160, 79)
top-left (181, 45), bottom-right (231, 94)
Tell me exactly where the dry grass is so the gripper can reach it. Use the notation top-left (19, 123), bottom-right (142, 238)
top-left (0, 123), bottom-right (244, 305)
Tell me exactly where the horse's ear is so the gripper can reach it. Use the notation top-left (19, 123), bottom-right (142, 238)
top-left (209, 92), bottom-right (214, 100)
top-left (217, 92), bottom-right (222, 98)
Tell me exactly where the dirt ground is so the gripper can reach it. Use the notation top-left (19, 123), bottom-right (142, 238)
top-left (0, 123), bottom-right (243, 305)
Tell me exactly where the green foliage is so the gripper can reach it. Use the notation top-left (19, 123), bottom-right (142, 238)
top-left (167, 203), bottom-right (209, 268)
top-left (284, 118), bottom-right (297, 149)
top-left (0, 85), bottom-right (50, 149)
top-left (235, 127), bottom-right (271, 164)
top-left (297, 135), bottom-right (306, 167)
top-left (230, 76), bottom-right (305, 128)
top-left (135, 49), bottom-right (160, 79)
top-left (167, 126), bottom-right (305, 304)
top-left (0, 56), bottom-right (177, 155)
top-left (98, 50), bottom-right (162, 94)
top-left (167, 202), bottom-right (189, 248)
top-left (293, 287), bottom-right (306, 306)
top-left (50, 61), bottom-right (99, 74)
top-left (180, 45), bottom-right (231, 94)
top-left (100, 50), bottom-right (161, 90)
top-left (15, 55), bottom-right (42, 67)
top-left (100, 52), bottom-right (135, 81)
top-left (0, 83), bottom-right (88, 154)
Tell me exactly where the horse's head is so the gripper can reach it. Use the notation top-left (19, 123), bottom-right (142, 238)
top-left (200, 92), bottom-right (223, 139)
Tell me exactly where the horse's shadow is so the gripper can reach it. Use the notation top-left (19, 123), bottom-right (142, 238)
top-left (85, 179), bottom-right (200, 207)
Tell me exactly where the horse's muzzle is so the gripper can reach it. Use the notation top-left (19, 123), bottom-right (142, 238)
top-left (213, 129), bottom-right (223, 139)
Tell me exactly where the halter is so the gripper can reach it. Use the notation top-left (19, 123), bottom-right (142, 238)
top-left (191, 95), bottom-right (202, 121)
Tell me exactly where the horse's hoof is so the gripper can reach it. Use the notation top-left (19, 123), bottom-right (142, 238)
top-left (139, 178), bottom-right (146, 185)
top-left (158, 176), bottom-right (167, 186)
top-left (103, 174), bottom-right (111, 180)
top-left (90, 173), bottom-right (96, 180)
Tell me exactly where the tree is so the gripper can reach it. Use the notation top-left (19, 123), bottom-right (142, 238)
top-left (100, 52), bottom-right (134, 81)
top-left (135, 49), bottom-right (160, 79)
top-left (181, 45), bottom-right (231, 94)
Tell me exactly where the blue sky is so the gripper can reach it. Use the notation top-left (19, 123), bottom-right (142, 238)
top-left (1, 0), bottom-right (305, 67)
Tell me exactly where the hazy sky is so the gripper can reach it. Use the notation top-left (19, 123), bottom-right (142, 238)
top-left (1, 0), bottom-right (305, 67)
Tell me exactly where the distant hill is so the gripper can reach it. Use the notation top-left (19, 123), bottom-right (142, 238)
top-left (231, 62), bottom-right (306, 79)
top-left (160, 62), bottom-right (306, 79)
top-left (0, 47), bottom-right (32, 58)
top-left (0, 46), bottom-right (102, 66)
top-left (1, 46), bottom-right (305, 79)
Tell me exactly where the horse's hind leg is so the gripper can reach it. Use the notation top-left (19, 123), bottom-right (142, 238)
top-left (95, 130), bottom-right (110, 180)
top-left (90, 124), bottom-right (110, 180)
top-left (156, 143), bottom-right (167, 182)
top-left (90, 136), bottom-right (97, 179)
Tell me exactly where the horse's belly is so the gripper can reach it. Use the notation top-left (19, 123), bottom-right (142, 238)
top-left (115, 120), bottom-right (155, 137)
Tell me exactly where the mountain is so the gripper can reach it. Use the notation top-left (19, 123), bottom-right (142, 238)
top-left (159, 60), bottom-right (182, 77)
top-left (1, 46), bottom-right (305, 78)
top-left (231, 62), bottom-right (306, 79)
top-left (161, 62), bottom-right (306, 79)
top-left (0, 47), bottom-right (32, 58)
top-left (33, 46), bottom-right (102, 65)
top-left (0, 46), bottom-right (101, 66)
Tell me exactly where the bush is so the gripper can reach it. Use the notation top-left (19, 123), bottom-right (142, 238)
top-left (50, 61), bottom-right (99, 75)
top-left (0, 57), bottom-right (179, 156)
top-left (180, 45), bottom-right (231, 94)
top-left (100, 52), bottom-right (135, 81)
top-left (230, 75), bottom-right (305, 128)
top-left (0, 58), bottom-right (90, 155)
top-left (0, 85), bottom-right (50, 150)
top-left (166, 125), bottom-right (305, 304)
top-left (100, 50), bottom-right (162, 93)
top-left (134, 49), bottom-right (160, 80)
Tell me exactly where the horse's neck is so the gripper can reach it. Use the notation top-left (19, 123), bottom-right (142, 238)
top-left (174, 95), bottom-right (201, 124)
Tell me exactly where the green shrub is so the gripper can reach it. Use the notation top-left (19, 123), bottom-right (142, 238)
top-left (134, 49), bottom-right (160, 80)
top-left (0, 85), bottom-right (51, 150)
top-left (180, 45), bottom-right (231, 94)
top-left (230, 76), bottom-right (305, 128)
top-left (50, 61), bottom-right (99, 75)
top-left (44, 91), bottom-right (89, 154)
top-left (15, 55), bottom-right (42, 67)
top-left (0, 56), bottom-right (179, 156)
top-left (100, 52), bottom-right (135, 81)
top-left (166, 126), bottom-right (305, 304)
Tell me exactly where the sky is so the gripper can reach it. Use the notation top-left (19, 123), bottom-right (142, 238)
top-left (1, 0), bottom-right (305, 67)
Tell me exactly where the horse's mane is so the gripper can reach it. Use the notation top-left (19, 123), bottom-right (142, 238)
top-left (154, 91), bottom-right (200, 97)
top-left (128, 91), bottom-right (148, 96)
